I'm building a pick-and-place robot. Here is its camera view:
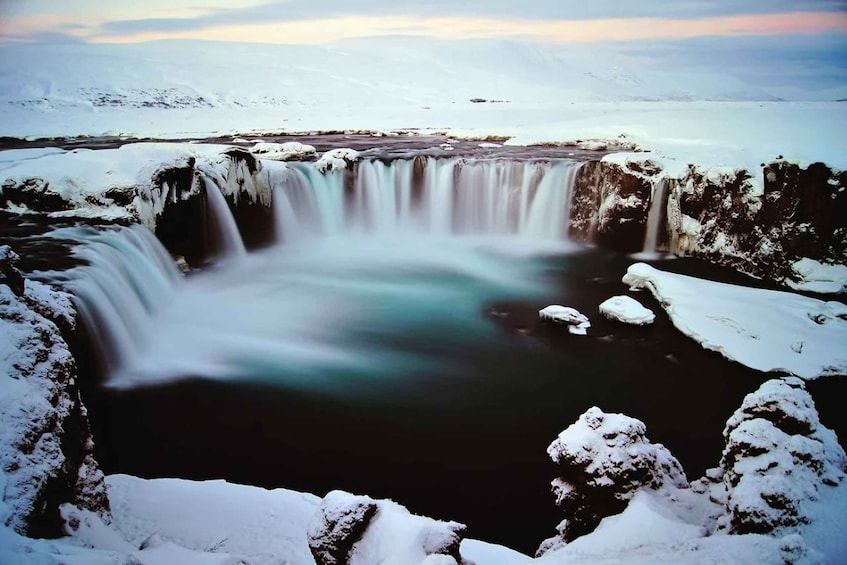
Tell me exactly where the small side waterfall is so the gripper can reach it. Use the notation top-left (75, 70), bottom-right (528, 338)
top-left (641, 178), bottom-right (669, 255)
top-left (46, 225), bottom-right (181, 376)
top-left (202, 175), bottom-right (247, 259)
top-left (271, 158), bottom-right (581, 240)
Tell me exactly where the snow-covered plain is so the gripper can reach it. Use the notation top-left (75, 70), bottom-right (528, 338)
top-left (1, 39), bottom-right (845, 182)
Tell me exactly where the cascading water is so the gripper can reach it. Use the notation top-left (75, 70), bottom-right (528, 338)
top-left (202, 175), bottom-right (247, 259)
top-left (57, 156), bottom-right (582, 388)
top-left (640, 178), bottom-right (669, 256)
top-left (271, 158), bottom-right (580, 240)
top-left (44, 225), bottom-right (181, 376)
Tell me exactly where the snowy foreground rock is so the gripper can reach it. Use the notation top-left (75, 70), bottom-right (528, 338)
top-left (308, 490), bottom-right (470, 565)
top-left (539, 305), bottom-right (591, 335)
top-left (537, 378), bottom-right (846, 564)
top-left (598, 295), bottom-right (654, 325)
top-left (0, 261), bottom-right (109, 538)
top-left (538, 407), bottom-right (688, 555)
top-left (701, 378), bottom-right (846, 537)
top-left (623, 262), bottom-right (847, 379)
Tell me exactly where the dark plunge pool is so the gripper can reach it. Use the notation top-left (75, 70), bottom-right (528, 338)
top-left (73, 232), bottom-right (775, 555)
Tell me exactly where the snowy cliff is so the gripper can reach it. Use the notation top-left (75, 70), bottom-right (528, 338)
top-left (0, 248), bottom-right (110, 537)
top-left (571, 155), bottom-right (847, 286)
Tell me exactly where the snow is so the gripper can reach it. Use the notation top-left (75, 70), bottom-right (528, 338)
top-left (539, 305), bottom-right (591, 335)
top-left (622, 262), bottom-right (847, 379)
top-left (315, 148), bottom-right (360, 173)
top-left (106, 474), bottom-right (320, 563)
top-left (250, 141), bottom-right (317, 161)
top-left (0, 39), bottom-right (844, 187)
top-left (598, 295), bottom-right (655, 325)
top-left (787, 258), bottom-right (847, 294)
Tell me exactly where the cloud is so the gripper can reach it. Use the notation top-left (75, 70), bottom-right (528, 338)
top-left (93, 0), bottom-right (847, 36)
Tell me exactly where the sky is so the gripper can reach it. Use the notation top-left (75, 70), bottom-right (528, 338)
top-left (0, 0), bottom-right (846, 45)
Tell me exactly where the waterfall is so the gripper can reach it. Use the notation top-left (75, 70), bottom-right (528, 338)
top-left (271, 158), bottom-right (580, 240)
top-left (45, 225), bottom-right (181, 377)
top-left (641, 178), bottom-right (669, 256)
top-left (202, 175), bottom-right (247, 259)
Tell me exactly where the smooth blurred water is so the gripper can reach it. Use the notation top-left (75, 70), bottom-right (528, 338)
top-left (113, 234), bottom-right (578, 391)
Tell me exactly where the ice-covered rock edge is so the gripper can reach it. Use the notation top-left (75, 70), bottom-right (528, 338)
top-left (1, 141), bottom-right (845, 287)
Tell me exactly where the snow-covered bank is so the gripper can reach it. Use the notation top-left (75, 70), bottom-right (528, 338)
top-left (622, 262), bottom-right (847, 379)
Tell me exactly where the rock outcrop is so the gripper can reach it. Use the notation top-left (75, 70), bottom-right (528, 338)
top-left (0, 264), bottom-right (110, 537)
top-left (308, 490), bottom-right (469, 565)
top-left (569, 160), bottom-right (655, 252)
top-left (573, 156), bottom-right (847, 285)
top-left (696, 378), bottom-right (846, 536)
top-left (538, 406), bottom-right (688, 555)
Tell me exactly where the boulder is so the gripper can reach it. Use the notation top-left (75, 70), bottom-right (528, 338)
top-left (307, 490), bottom-right (468, 565)
top-left (539, 407), bottom-right (687, 554)
top-left (715, 378), bottom-right (846, 535)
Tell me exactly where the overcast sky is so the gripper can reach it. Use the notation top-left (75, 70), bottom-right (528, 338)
top-left (1, 1), bottom-right (846, 44)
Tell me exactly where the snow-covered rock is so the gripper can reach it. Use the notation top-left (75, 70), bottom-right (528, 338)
top-left (622, 262), bottom-right (847, 379)
top-left (250, 141), bottom-right (317, 161)
top-left (308, 490), bottom-right (469, 565)
top-left (570, 157), bottom-right (847, 286)
top-left (598, 295), bottom-right (654, 325)
top-left (538, 407), bottom-right (687, 554)
top-left (539, 305), bottom-right (591, 335)
top-left (786, 258), bottom-right (847, 294)
top-left (714, 378), bottom-right (846, 536)
top-left (315, 148), bottom-right (360, 173)
top-left (0, 277), bottom-right (109, 537)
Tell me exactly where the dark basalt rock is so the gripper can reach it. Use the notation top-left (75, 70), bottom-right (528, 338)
top-left (1, 178), bottom-right (72, 213)
top-left (308, 491), bottom-right (379, 565)
top-left (570, 160), bottom-right (652, 253)
top-left (574, 158), bottom-right (847, 285)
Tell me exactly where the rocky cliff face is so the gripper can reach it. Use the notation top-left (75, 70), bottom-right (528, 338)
top-left (572, 157), bottom-right (847, 284)
top-left (569, 160), bottom-right (654, 253)
top-left (0, 248), bottom-right (110, 537)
